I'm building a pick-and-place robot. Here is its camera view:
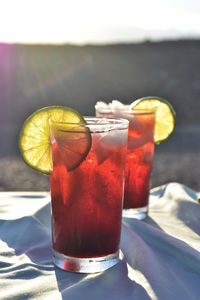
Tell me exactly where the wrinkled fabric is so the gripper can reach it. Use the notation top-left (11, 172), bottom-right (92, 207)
top-left (0, 183), bottom-right (199, 300)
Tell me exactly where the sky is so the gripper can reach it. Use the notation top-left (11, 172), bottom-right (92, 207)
top-left (1, 0), bottom-right (200, 44)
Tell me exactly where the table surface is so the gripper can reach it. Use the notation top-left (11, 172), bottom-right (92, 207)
top-left (0, 182), bottom-right (200, 300)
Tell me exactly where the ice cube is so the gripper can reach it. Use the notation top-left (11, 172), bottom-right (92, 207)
top-left (128, 131), bottom-right (154, 150)
top-left (95, 100), bottom-right (128, 112)
top-left (100, 129), bottom-right (128, 149)
top-left (95, 101), bottom-right (110, 109)
top-left (92, 129), bottom-right (127, 165)
top-left (109, 100), bottom-right (125, 109)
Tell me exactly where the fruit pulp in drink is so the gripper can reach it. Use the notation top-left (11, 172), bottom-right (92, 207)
top-left (50, 127), bottom-right (127, 258)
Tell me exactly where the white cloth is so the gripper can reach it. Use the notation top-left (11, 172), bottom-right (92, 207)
top-left (0, 183), bottom-right (199, 300)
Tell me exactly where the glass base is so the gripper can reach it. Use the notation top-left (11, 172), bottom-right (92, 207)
top-left (53, 250), bottom-right (119, 273)
top-left (122, 205), bottom-right (148, 220)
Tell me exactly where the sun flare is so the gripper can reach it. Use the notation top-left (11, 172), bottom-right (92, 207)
top-left (1, 0), bottom-right (200, 44)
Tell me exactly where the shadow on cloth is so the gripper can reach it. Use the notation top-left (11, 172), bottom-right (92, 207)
top-left (0, 200), bottom-right (52, 266)
top-left (54, 257), bottom-right (151, 300)
top-left (176, 185), bottom-right (200, 236)
top-left (121, 219), bottom-right (200, 300)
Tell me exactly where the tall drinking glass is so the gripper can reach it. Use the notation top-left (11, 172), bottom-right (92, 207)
top-left (95, 106), bottom-right (155, 220)
top-left (49, 117), bottom-right (128, 273)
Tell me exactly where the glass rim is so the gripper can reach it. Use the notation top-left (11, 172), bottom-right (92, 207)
top-left (95, 106), bottom-right (156, 115)
top-left (49, 116), bottom-right (129, 131)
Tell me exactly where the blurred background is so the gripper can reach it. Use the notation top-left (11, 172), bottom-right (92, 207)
top-left (0, 0), bottom-right (199, 191)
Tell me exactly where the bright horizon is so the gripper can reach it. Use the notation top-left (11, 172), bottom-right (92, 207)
top-left (1, 0), bottom-right (200, 45)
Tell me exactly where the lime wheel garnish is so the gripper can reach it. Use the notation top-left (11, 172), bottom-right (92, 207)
top-left (130, 96), bottom-right (176, 143)
top-left (18, 106), bottom-right (91, 174)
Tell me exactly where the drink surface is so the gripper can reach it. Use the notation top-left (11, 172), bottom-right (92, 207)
top-left (96, 109), bottom-right (155, 209)
top-left (50, 127), bottom-right (127, 258)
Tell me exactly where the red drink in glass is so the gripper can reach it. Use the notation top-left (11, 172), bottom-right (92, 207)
top-left (123, 111), bottom-right (155, 215)
top-left (96, 105), bottom-right (155, 219)
top-left (50, 117), bottom-right (128, 272)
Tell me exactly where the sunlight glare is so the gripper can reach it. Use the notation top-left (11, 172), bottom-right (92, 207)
top-left (1, 0), bottom-right (200, 44)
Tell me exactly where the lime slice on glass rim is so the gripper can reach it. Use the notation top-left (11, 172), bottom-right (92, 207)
top-left (130, 96), bottom-right (176, 143)
top-left (18, 106), bottom-right (91, 175)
